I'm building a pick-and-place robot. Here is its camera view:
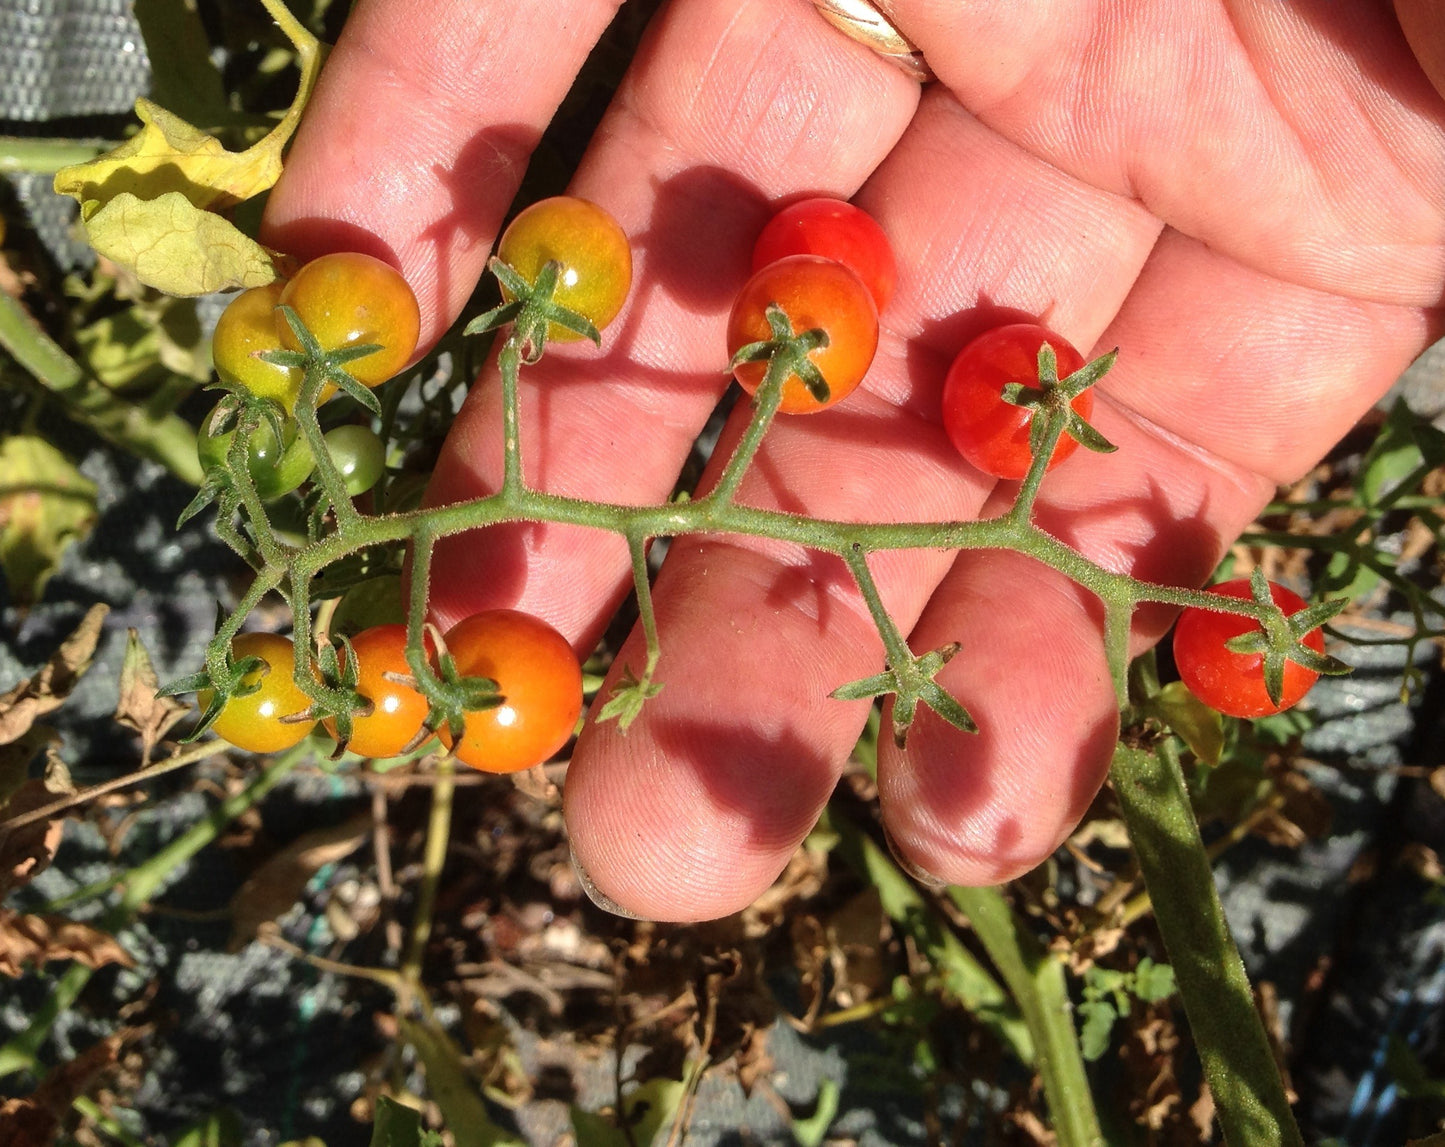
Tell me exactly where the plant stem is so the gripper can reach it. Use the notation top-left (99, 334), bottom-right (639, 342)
top-left (0, 137), bottom-right (110, 173)
top-left (0, 290), bottom-right (204, 483)
top-left (950, 886), bottom-right (1104, 1147)
top-left (402, 756), bottom-right (455, 988)
top-left (704, 369), bottom-right (784, 509)
top-left (499, 340), bottom-right (525, 496)
top-left (627, 531), bottom-right (661, 686)
top-left (1110, 739), bottom-right (1303, 1146)
top-left (0, 748), bottom-right (304, 1078)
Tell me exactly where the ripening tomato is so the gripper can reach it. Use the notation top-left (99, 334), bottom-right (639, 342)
top-left (941, 323), bottom-right (1092, 480)
top-left (496, 197), bottom-right (632, 341)
top-left (1172, 578), bottom-right (1326, 718)
top-left (727, 255), bottom-right (878, 414)
top-left (212, 280), bottom-right (304, 410)
top-left (277, 252), bottom-right (420, 388)
top-left (437, 610), bottom-right (582, 774)
top-left (752, 197), bottom-right (897, 312)
top-left (199, 632), bottom-right (317, 752)
top-left (324, 625), bottom-right (432, 758)
top-left (197, 404), bottom-right (315, 500)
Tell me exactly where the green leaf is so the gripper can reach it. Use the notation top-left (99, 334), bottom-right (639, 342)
top-left (1077, 998), bottom-right (1117, 1062)
top-left (170, 1109), bottom-right (244, 1147)
top-left (598, 666), bottom-right (664, 730)
top-left (369, 1096), bottom-right (444, 1147)
top-left (1149, 682), bottom-right (1225, 767)
top-left (1133, 957), bottom-right (1177, 1003)
top-left (1359, 397), bottom-right (1428, 509)
top-left (570, 1076), bottom-right (689, 1147)
top-left (0, 435), bottom-right (98, 605)
top-left (397, 1016), bottom-right (524, 1147)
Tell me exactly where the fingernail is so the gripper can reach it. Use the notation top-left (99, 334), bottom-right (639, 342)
top-left (881, 823), bottom-right (949, 891)
top-left (569, 843), bottom-right (643, 920)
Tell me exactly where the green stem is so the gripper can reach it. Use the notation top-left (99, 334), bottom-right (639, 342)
top-left (950, 886), bottom-right (1104, 1147)
top-left (0, 291), bottom-right (203, 483)
top-left (704, 367), bottom-right (785, 509)
top-left (499, 340), bottom-right (524, 496)
top-left (0, 749), bottom-right (303, 1078)
top-left (628, 531), bottom-right (661, 686)
top-left (295, 367), bottom-right (363, 535)
top-left (0, 137), bottom-right (110, 173)
top-left (1009, 406), bottom-right (1068, 524)
top-left (842, 543), bottom-right (912, 669)
top-left (1110, 739), bottom-right (1303, 1146)
top-left (826, 808), bottom-right (1033, 1063)
top-left (402, 756), bottom-right (454, 987)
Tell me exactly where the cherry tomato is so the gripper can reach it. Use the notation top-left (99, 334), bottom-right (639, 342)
top-left (212, 281), bottom-right (304, 410)
top-left (277, 252), bottom-right (420, 388)
top-left (941, 323), bottom-right (1092, 480)
top-left (495, 196), bottom-right (632, 341)
top-left (198, 632), bottom-right (317, 752)
top-left (727, 255), bottom-right (879, 414)
top-left (197, 404), bottom-right (315, 500)
top-left (1172, 578), bottom-right (1326, 718)
top-left (323, 424), bottom-right (386, 496)
top-left (323, 625), bottom-right (432, 759)
top-left (752, 197), bottom-right (897, 312)
top-left (437, 610), bottom-right (582, 774)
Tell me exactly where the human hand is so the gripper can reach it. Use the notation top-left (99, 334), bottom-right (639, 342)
top-left (261, 0), bottom-right (1445, 921)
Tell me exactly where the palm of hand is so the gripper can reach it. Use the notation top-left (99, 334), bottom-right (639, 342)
top-left (263, 0), bottom-right (1445, 920)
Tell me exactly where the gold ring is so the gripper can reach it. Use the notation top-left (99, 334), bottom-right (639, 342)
top-left (812, 0), bottom-right (934, 83)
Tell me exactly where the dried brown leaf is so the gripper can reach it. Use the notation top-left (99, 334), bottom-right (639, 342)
top-left (227, 813), bottom-right (371, 950)
top-left (0, 908), bottom-right (134, 977)
top-left (0, 605), bottom-right (109, 745)
top-left (0, 726), bottom-right (61, 808)
top-left (0, 1032), bottom-right (127, 1147)
top-left (113, 629), bottom-right (187, 760)
top-left (0, 758), bottom-right (78, 897)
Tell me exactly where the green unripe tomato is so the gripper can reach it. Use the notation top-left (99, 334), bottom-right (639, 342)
top-left (323, 424), bottom-right (386, 496)
top-left (197, 405), bottom-right (315, 500)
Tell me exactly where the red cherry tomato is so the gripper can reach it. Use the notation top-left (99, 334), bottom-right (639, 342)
top-left (496, 196), bottom-right (632, 341)
top-left (752, 197), bottom-right (897, 312)
top-left (323, 625), bottom-right (432, 759)
top-left (940, 323), bottom-right (1092, 480)
top-left (198, 633), bottom-right (317, 752)
top-left (727, 255), bottom-right (879, 414)
top-left (437, 610), bottom-right (583, 774)
top-left (277, 252), bottom-right (420, 388)
top-left (1172, 578), bottom-right (1326, 718)
top-left (212, 280), bottom-right (303, 410)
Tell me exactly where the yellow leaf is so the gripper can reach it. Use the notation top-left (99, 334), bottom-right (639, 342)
top-left (55, 98), bottom-right (281, 216)
top-left (0, 437), bottom-right (98, 606)
top-left (85, 192), bottom-right (279, 296)
top-left (51, 0), bottom-right (325, 295)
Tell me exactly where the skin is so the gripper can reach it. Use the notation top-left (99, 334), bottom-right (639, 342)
top-left (262, 0), bottom-right (1445, 921)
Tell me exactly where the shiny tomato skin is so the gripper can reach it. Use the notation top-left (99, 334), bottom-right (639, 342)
top-left (752, 197), bottom-right (897, 312)
top-left (437, 610), bottom-right (583, 774)
top-left (324, 625), bottom-right (432, 759)
top-left (727, 255), bottom-right (879, 414)
top-left (277, 252), bottom-right (420, 388)
top-left (197, 404), bottom-right (315, 500)
top-left (496, 196), bottom-right (632, 341)
top-left (1172, 579), bottom-right (1325, 718)
top-left (199, 633), bottom-right (317, 752)
top-left (941, 323), bottom-right (1092, 480)
top-left (212, 280), bottom-right (304, 410)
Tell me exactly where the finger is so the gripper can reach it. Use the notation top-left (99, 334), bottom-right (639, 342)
top-left (421, 0), bottom-right (921, 633)
top-left (260, 0), bottom-right (622, 348)
top-left (877, 228), bottom-right (1440, 886)
top-left (889, 0), bottom-right (1445, 304)
top-left (563, 89), bottom-right (1163, 921)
